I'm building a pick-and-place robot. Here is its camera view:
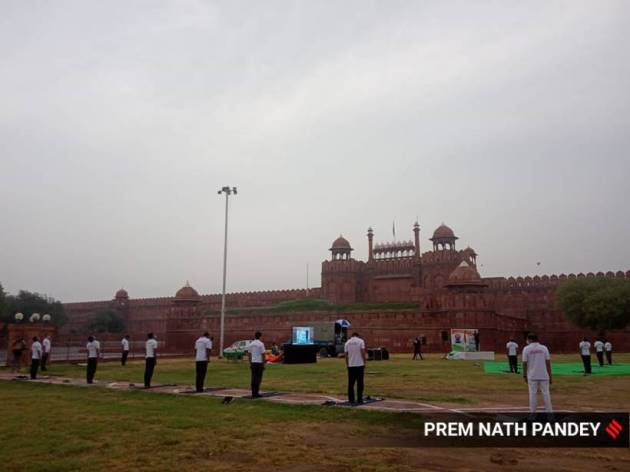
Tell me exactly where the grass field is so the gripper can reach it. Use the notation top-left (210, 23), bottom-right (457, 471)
top-left (33, 353), bottom-right (630, 409)
top-left (2, 354), bottom-right (630, 471)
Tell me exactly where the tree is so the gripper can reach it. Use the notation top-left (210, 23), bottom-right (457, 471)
top-left (556, 278), bottom-right (630, 332)
top-left (0, 283), bottom-right (6, 320)
top-left (2, 289), bottom-right (67, 328)
top-left (85, 309), bottom-right (126, 333)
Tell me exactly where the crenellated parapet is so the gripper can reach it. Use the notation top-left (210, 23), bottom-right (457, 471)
top-left (484, 270), bottom-right (630, 289)
top-left (367, 257), bottom-right (418, 273)
top-left (200, 287), bottom-right (322, 304)
top-left (64, 300), bottom-right (114, 310)
top-left (321, 259), bottom-right (365, 273)
top-left (421, 248), bottom-right (471, 265)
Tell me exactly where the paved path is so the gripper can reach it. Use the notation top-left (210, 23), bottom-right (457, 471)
top-left (0, 372), bottom-right (558, 414)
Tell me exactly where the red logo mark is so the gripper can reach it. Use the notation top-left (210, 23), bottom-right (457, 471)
top-left (605, 419), bottom-right (623, 440)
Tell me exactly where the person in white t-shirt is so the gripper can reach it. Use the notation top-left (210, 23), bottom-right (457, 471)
top-left (344, 332), bottom-right (367, 405)
top-left (41, 335), bottom-right (52, 371)
top-left (30, 337), bottom-right (43, 380)
top-left (144, 333), bottom-right (158, 388)
top-left (194, 332), bottom-right (213, 392)
top-left (522, 333), bottom-right (552, 414)
top-left (86, 335), bottom-right (101, 384)
top-left (506, 338), bottom-right (519, 374)
top-left (593, 339), bottom-right (605, 367)
top-left (604, 340), bottom-right (613, 365)
top-left (247, 331), bottom-right (266, 398)
top-left (579, 337), bottom-right (592, 374)
top-left (121, 335), bottom-right (130, 366)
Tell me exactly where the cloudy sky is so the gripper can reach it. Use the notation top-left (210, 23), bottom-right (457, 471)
top-left (1, 1), bottom-right (629, 302)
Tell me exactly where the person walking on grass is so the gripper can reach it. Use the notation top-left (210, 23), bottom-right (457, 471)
top-left (579, 337), bottom-right (592, 375)
top-left (30, 337), bottom-right (43, 380)
top-left (86, 335), bottom-right (100, 384)
top-left (593, 338), bottom-right (605, 367)
top-left (41, 335), bottom-right (51, 371)
top-left (522, 333), bottom-right (552, 414)
top-left (144, 333), bottom-right (158, 388)
top-left (412, 337), bottom-right (423, 360)
top-left (194, 332), bottom-right (212, 392)
top-left (121, 335), bottom-right (130, 366)
top-left (345, 332), bottom-right (367, 405)
top-left (605, 340), bottom-right (613, 365)
top-left (247, 331), bottom-right (266, 398)
top-left (506, 338), bottom-right (519, 373)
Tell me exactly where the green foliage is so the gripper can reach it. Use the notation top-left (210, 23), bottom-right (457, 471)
top-left (225, 299), bottom-right (419, 314)
top-left (337, 302), bottom-right (419, 312)
top-left (273, 299), bottom-right (336, 311)
top-left (556, 278), bottom-right (630, 332)
top-left (85, 309), bottom-right (126, 333)
top-left (2, 289), bottom-right (67, 327)
top-left (0, 283), bottom-right (5, 321)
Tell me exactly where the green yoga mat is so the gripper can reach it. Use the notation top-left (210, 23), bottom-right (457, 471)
top-left (484, 361), bottom-right (630, 376)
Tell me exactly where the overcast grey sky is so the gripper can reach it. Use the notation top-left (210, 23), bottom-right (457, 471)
top-left (1, 1), bottom-right (629, 302)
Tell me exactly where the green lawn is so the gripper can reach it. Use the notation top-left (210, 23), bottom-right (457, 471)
top-left (2, 354), bottom-right (630, 471)
top-left (0, 381), bottom-right (425, 472)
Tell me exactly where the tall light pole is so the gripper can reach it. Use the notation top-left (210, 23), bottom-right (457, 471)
top-left (218, 185), bottom-right (237, 357)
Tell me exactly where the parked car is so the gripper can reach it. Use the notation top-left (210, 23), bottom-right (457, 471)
top-left (223, 340), bottom-right (253, 360)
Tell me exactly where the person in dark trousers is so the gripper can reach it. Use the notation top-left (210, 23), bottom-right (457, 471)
top-left (593, 338), bottom-right (604, 367)
top-left (86, 336), bottom-right (100, 384)
top-left (144, 333), bottom-right (158, 388)
top-left (194, 332), bottom-right (212, 392)
top-left (41, 335), bottom-right (51, 371)
top-left (579, 337), bottom-right (591, 375)
top-left (11, 337), bottom-right (27, 373)
top-left (605, 340), bottom-right (613, 365)
top-left (247, 331), bottom-right (266, 398)
top-left (344, 332), bottom-right (367, 405)
top-left (474, 330), bottom-right (480, 352)
top-left (121, 335), bottom-right (130, 366)
top-left (506, 338), bottom-right (519, 373)
top-left (30, 337), bottom-right (42, 380)
top-left (412, 337), bottom-right (423, 360)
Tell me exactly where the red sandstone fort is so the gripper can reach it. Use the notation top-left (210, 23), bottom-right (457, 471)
top-left (61, 223), bottom-right (630, 353)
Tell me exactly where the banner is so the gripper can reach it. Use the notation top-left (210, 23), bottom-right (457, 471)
top-left (451, 328), bottom-right (478, 352)
top-left (417, 412), bottom-right (629, 448)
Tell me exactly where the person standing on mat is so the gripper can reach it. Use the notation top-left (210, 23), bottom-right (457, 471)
top-left (30, 336), bottom-right (43, 380)
top-left (194, 331), bottom-right (212, 392)
top-left (144, 333), bottom-right (158, 388)
top-left (121, 335), bottom-right (130, 366)
top-left (522, 333), bottom-right (552, 414)
top-left (247, 331), bottom-right (266, 398)
top-left (579, 337), bottom-right (591, 375)
top-left (506, 338), bottom-right (519, 373)
top-left (86, 335), bottom-right (100, 384)
top-left (412, 337), bottom-right (423, 360)
top-left (593, 338), bottom-right (605, 367)
top-left (41, 335), bottom-right (52, 372)
top-left (604, 340), bottom-right (613, 365)
top-left (345, 332), bottom-right (367, 405)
